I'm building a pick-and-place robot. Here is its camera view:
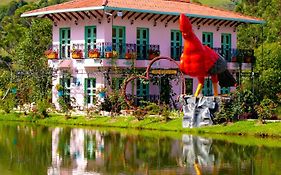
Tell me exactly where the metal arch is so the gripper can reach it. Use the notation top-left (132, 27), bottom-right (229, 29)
top-left (122, 56), bottom-right (186, 109)
top-left (145, 56), bottom-right (186, 95)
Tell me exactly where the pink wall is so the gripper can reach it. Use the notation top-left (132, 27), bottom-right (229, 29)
top-left (52, 15), bottom-right (237, 51)
top-left (51, 14), bottom-right (238, 107)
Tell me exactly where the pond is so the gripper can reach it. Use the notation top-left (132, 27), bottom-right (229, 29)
top-left (0, 122), bottom-right (280, 175)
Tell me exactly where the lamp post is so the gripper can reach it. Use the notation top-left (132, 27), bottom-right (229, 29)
top-left (0, 59), bottom-right (13, 100)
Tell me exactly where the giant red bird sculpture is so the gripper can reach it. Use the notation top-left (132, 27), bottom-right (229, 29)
top-left (179, 14), bottom-right (236, 97)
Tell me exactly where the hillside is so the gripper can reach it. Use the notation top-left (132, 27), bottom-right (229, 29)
top-left (0, 0), bottom-right (236, 10)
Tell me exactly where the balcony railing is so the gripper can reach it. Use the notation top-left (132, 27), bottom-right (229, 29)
top-left (213, 48), bottom-right (255, 63)
top-left (46, 42), bottom-right (160, 60)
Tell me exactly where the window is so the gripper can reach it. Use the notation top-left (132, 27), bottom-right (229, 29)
top-left (202, 32), bottom-right (213, 48)
top-left (59, 28), bottom-right (71, 59)
top-left (112, 26), bottom-right (126, 58)
top-left (84, 78), bottom-right (96, 104)
top-left (171, 30), bottom-right (182, 61)
top-left (221, 33), bottom-right (232, 61)
top-left (111, 77), bottom-right (124, 91)
top-left (60, 77), bottom-right (71, 103)
top-left (185, 78), bottom-right (193, 95)
top-left (85, 26), bottom-right (96, 58)
top-left (136, 28), bottom-right (149, 60)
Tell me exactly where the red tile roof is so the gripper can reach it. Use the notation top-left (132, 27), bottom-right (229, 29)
top-left (22, 0), bottom-right (263, 23)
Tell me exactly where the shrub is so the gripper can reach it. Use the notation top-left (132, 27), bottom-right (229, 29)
top-left (36, 99), bottom-right (50, 118)
top-left (255, 97), bottom-right (277, 121)
top-left (0, 94), bottom-right (16, 113)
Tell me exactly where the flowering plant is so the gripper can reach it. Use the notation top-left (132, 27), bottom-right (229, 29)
top-left (44, 49), bottom-right (58, 59)
top-left (72, 49), bottom-right (83, 59)
top-left (55, 84), bottom-right (63, 91)
top-left (97, 86), bottom-right (107, 93)
top-left (88, 48), bottom-right (100, 54)
top-left (148, 49), bottom-right (160, 56)
top-left (72, 49), bottom-right (82, 54)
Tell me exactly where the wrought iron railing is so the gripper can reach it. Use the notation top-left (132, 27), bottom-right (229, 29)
top-left (213, 48), bottom-right (255, 63)
top-left (46, 42), bottom-right (160, 60)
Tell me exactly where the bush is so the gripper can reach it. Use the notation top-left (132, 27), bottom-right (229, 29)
top-left (0, 94), bottom-right (16, 113)
top-left (58, 97), bottom-right (72, 118)
top-left (35, 99), bottom-right (50, 118)
top-left (255, 97), bottom-right (277, 121)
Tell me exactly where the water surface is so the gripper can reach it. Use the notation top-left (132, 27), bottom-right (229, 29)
top-left (0, 122), bottom-right (280, 175)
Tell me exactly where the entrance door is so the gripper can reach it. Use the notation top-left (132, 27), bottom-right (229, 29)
top-left (221, 33), bottom-right (232, 61)
top-left (202, 78), bottom-right (213, 96)
top-left (59, 28), bottom-right (71, 59)
top-left (84, 78), bottom-right (96, 105)
top-left (112, 26), bottom-right (126, 58)
top-left (171, 30), bottom-right (182, 61)
top-left (85, 26), bottom-right (96, 58)
top-left (137, 28), bottom-right (149, 60)
top-left (136, 79), bottom-right (149, 101)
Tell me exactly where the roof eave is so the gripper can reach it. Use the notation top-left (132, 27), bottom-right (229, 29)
top-left (21, 6), bottom-right (105, 17)
top-left (21, 5), bottom-right (265, 24)
top-left (104, 6), bottom-right (265, 24)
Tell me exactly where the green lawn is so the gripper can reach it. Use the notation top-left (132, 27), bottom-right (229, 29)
top-left (1, 112), bottom-right (281, 138)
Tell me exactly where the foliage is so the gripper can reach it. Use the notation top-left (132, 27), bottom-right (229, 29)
top-left (252, 43), bottom-right (281, 102)
top-left (236, 0), bottom-right (281, 49)
top-left (58, 96), bottom-right (71, 118)
top-left (32, 98), bottom-right (50, 118)
top-left (215, 88), bottom-right (258, 123)
top-left (0, 0), bottom-right (68, 111)
top-left (100, 90), bottom-right (128, 115)
top-left (0, 94), bottom-right (16, 113)
top-left (254, 97), bottom-right (277, 121)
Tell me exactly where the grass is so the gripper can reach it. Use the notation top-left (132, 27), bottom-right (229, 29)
top-left (1, 112), bottom-right (281, 148)
top-left (1, 112), bottom-right (281, 138)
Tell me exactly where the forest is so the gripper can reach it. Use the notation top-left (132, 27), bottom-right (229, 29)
top-left (0, 0), bottom-right (280, 120)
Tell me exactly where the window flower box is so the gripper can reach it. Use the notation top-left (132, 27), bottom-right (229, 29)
top-left (125, 52), bottom-right (136, 60)
top-left (148, 49), bottom-right (160, 60)
top-left (72, 49), bottom-right (83, 59)
top-left (88, 49), bottom-right (100, 58)
top-left (105, 51), bottom-right (113, 58)
top-left (44, 50), bottom-right (58, 59)
top-left (125, 53), bottom-right (132, 59)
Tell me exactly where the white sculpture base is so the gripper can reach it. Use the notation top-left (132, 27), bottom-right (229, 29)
top-left (180, 95), bottom-right (219, 128)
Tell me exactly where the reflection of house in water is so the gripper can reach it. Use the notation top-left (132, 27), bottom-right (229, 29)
top-left (48, 128), bottom-right (62, 175)
top-left (182, 135), bottom-right (215, 174)
top-left (48, 128), bottom-right (105, 175)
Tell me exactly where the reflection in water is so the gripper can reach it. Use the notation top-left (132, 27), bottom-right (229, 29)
top-left (182, 135), bottom-right (214, 175)
top-left (0, 123), bottom-right (281, 175)
top-left (48, 128), bottom-right (104, 175)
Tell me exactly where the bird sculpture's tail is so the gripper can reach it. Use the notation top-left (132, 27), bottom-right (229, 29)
top-left (217, 69), bottom-right (237, 87)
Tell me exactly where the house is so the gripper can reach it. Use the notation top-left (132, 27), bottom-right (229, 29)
top-left (21, 0), bottom-right (263, 109)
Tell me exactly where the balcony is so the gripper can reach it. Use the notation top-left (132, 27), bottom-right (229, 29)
top-left (46, 42), bottom-right (160, 60)
top-left (213, 48), bottom-right (255, 70)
